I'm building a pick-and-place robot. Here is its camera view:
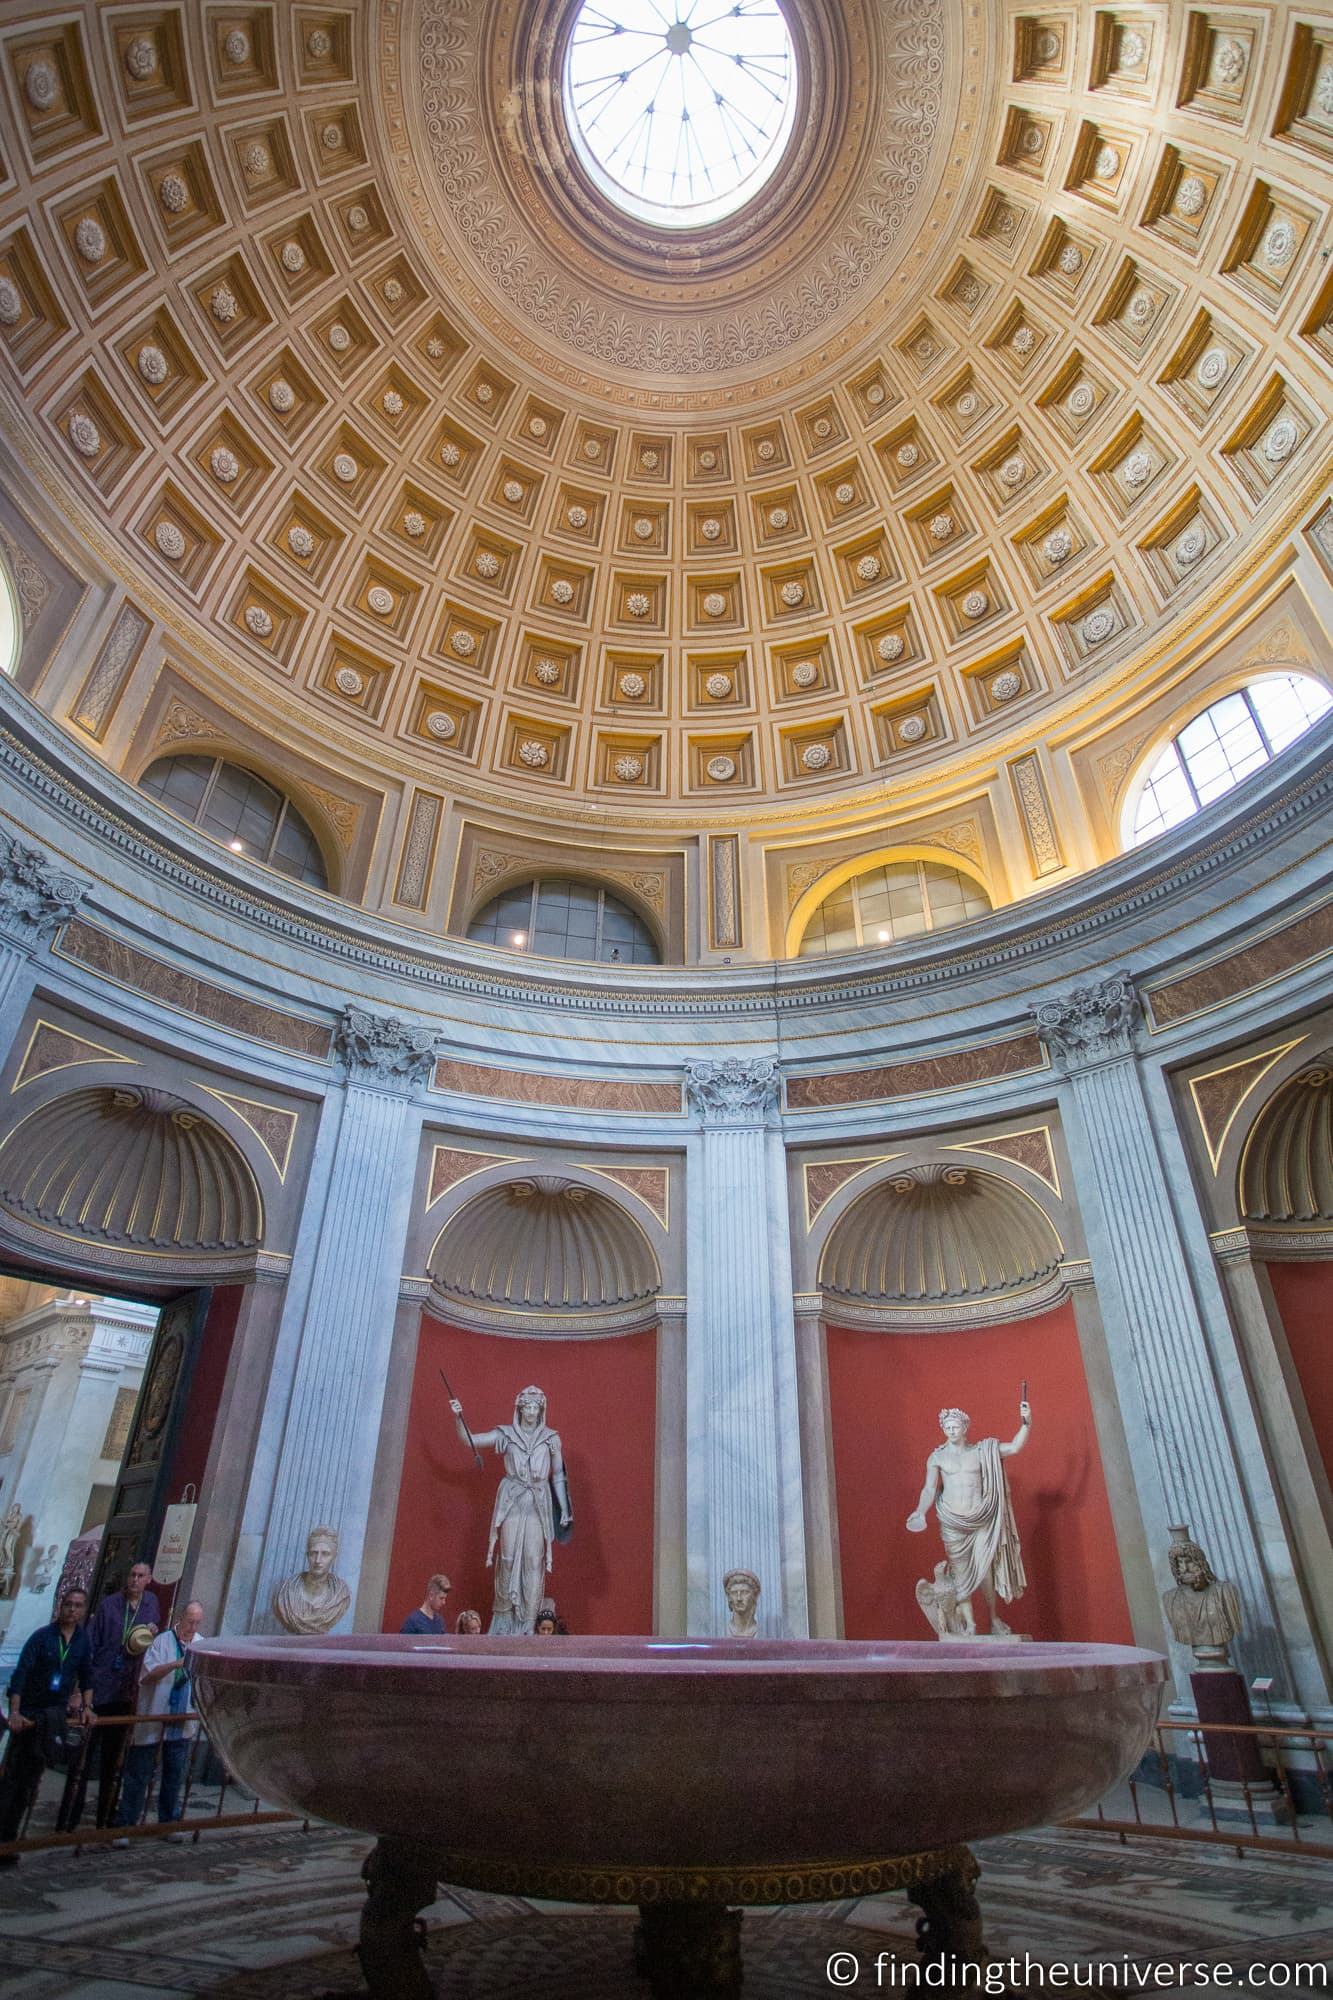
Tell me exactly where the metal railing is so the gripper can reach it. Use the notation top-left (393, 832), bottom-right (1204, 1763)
top-left (1065, 1717), bottom-right (1333, 1859)
top-left (0, 1708), bottom-right (301, 1857)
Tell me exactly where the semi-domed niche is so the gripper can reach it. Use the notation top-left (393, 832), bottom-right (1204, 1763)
top-left (0, 1087), bottom-right (263, 1255)
top-left (431, 1177), bottom-right (660, 1315)
top-left (1240, 1061), bottom-right (1333, 1226)
top-left (819, 1165), bottom-right (1062, 1303)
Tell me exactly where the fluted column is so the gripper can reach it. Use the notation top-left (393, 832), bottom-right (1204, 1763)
top-left (1034, 974), bottom-right (1307, 1699)
top-left (251, 1007), bottom-right (433, 1632)
top-left (0, 829), bottom-right (84, 1052)
top-left (684, 1058), bottom-right (807, 1637)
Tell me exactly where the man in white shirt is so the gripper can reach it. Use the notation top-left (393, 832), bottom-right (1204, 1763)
top-left (112, 1600), bottom-right (204, 1835)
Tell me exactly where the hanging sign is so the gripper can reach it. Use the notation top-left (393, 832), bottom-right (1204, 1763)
top-left (154, 1502), bottom-right (197, 1586)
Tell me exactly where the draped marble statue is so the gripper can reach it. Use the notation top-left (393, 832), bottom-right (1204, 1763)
top-left (451, 1386), bottom-right (573, 1634)
top-left (907, 1399), bottom-right (1031, 1636)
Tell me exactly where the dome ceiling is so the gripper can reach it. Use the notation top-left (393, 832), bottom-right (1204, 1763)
top-left (0, 0), bottom-right (1329, 833)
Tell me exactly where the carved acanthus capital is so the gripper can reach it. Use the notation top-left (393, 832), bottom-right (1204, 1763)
top-left (1034, 972), bottom-right (1140, 1069)
top-left (334, 1006), bottom-right (435, 1090)
top-left (685, 1056), bottom-right (781, 1123)
top-left (0, 832), bottom-right (84, 946)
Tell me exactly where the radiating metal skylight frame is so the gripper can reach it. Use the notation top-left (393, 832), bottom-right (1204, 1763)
top-left (564, 0), bottom-right (798, 231)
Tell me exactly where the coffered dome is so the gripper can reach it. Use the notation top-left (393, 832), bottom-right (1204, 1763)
top-left (0, 0), bottom-right (1329, 955)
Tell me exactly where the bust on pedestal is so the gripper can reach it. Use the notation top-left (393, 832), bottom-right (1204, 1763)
top-left (273, 1525), bottom-right (352, 1635)
top-left (1161, 1525), bottom-right (1286, 1826)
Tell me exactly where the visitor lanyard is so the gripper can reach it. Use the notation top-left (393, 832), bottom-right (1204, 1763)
top-left (56, 1633), bottom-right (71, 1670)
top-left (122, 1600), bottom-right (138, 1644)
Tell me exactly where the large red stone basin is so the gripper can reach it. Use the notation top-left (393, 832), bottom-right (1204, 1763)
top-left (191, 1635), bottom-right (1164, 1871)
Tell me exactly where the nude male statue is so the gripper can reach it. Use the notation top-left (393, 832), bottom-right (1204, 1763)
top-left (906, 1398), bottom-right (1031, 1636)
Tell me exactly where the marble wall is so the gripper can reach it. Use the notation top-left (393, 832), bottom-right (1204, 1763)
top-left (0, 682), bottom-right (1329, 1719)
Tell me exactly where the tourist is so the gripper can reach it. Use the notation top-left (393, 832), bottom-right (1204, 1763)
top-left (400, 1573), bottom-right (451, 1635)
top-left (113, 1600), bottom-right (205, 1838)
top-left (533, 1611), bottom-right (558, 1636)
top-left (73, 1560), bottom-right (162, 1829)
top-left (454, 1609), bottom-right (483, 1634)
top-left (0, 1587), bottom-right (93, 1859)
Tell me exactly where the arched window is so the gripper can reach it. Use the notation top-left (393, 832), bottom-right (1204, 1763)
top-left (139, 755), bottom-right (329, 890)
top-left (1129, 675), bottom-right (1332, 848)
top-left (0, 551), bottom-right (18, 679)
top-left (467, 876), bottom-right (661, 965)
top-left (797, 857), bottom-right (992, 958)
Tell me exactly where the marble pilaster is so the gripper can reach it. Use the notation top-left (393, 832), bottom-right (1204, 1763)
top-left (1034, 974), bottom-right (1309, 1702)
top-left (792, 1292), bottom-right (842, 1639)
top-left (1212, 1238), bottom-right (1333, 1690)
top-left (0, 829), bottom-right (83, 1058)
top-left (683, 1058), bottom-right (808, 1637)
top-left (251, 1008), bottom-right (433, 1631)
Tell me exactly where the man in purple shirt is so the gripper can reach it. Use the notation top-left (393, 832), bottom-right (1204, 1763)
top-left (63, 1560), bottom-right (161, 1829)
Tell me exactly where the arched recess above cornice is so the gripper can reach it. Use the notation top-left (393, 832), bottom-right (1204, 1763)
top-left (460, 861), bottom-right (668, 960)
top-left (427, 1174), bottom-right (662, 1334)
top-left (129, 734), bottom-right (346, 902)
top-left (783, 843), bottom-right (994, 960)
top-left (814, 1161), bottom-right (1070, 1329)
top-left (0, 1083), bottom-right (266, 1284)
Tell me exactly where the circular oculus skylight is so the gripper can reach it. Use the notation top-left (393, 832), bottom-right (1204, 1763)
top-left (565, 0), bottom-right (797, 230)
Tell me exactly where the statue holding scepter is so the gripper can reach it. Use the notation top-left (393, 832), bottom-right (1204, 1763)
top-left (449, 1385), bottom-right (573, 1635)
top-left (906, 1393), bottom-right (1031, 1636)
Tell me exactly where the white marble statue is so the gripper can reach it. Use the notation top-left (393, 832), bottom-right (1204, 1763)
top-left (907, 1398), bottom-right (1030, 1635)
top-left (723, 1568), bottom-right (761, 1638)
top-left (915, 1559), bottom-right (971, 1638)
top-left (272, 1523), bottom-right (352, 1634)
top-left (0, 1501), bottom-right (22, 1597)
top-left (1161, 1524), bottom-right (1242, 1668)
top-left (450, 1385), bottom-right (572, 1635)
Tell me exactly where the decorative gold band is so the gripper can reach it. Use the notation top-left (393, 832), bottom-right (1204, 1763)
top-left (433, 1843), bottom-right (973, 1908)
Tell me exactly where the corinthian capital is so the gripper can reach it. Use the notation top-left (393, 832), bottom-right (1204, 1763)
top-left (334, 1005), bottom-right (435, 1089)
top-left (0, 832), bottom-right (84, 945)
top-left (1034, 972), bottom-right (1140, 1067)
top-left (685, 1055), bottom-right (780, 1122)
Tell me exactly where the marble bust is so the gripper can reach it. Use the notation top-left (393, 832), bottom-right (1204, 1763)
top-left (273, 1524), bottom-right (352, 1635)
top-left (1161, 1525), bottom-right (1241, 1669)
top-left (723, 1568), bottom-right (761, 1638)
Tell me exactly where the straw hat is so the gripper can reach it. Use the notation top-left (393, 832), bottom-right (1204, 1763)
top-left (126, 1623), bottom-right (157, 1656)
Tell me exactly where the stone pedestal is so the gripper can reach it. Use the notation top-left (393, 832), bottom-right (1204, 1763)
top-left (1191, 1668), bottom-right (1291, 1827)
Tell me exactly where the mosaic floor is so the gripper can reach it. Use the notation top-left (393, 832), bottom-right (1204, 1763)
top-left (0, 1823), bottom-right (1329, 1998)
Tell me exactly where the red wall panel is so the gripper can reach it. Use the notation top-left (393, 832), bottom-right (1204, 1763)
top-left (386, 1317), bottom-right (658, 1636)
top-left (1266, 1259), bottom-right (1333, 1486)
top-left (826, 1301), bottom-right (1133, 1644)
top-left (153, 1282), bottom-right (245, 1616)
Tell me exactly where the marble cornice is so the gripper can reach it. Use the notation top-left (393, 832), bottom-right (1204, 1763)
top-left (1, 694), bottom-right (1331, 1029)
